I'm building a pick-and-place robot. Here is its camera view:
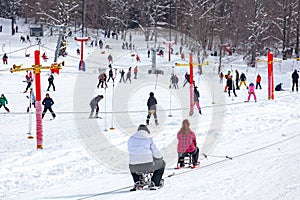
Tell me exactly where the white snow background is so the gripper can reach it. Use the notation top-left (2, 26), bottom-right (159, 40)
top-left (0, 17), bottom-right (300, 200)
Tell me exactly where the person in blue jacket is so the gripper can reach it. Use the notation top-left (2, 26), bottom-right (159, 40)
top-left (42, 93), bottom-right (56, 119)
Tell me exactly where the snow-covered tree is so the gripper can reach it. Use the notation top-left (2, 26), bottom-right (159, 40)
top-left (246, 0), bottom-right (270, 66)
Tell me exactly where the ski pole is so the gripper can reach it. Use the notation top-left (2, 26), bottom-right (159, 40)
top-left (202, 153), bottom-right (232, 160)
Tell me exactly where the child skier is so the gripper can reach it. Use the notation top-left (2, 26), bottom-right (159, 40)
top-left (23, 73), bottom-right (33, 93)
top-left (0, 94), bottom-right (10, 112)
top-left (247, 83), bottom-right (257, 102)
top-left (26, 88), bottom-right (36, 112)
top-left (193, 86), bottom-right (202, 114)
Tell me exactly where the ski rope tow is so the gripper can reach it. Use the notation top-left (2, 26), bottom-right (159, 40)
top-left (77, 132), bottom-right (300, 199)
top-left (166, 132), bottom-right (300, 178)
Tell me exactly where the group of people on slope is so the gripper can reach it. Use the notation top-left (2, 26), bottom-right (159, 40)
top-left (87, 90), bottom-right (201, 191)
top-left (1, 70), bottom-right (57, 117)
top-left (275, 69), bottom-right (299, 92)
top-left (219, 68), bottom-right (300, 102)
top-left (97, 66), bottom-right (138, 88)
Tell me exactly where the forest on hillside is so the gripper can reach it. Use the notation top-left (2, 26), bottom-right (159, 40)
top-left (1, 0), bottom-right (299, 65)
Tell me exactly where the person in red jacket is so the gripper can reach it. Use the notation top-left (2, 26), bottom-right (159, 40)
top-left (177, 119), bottom-right (199, 168)
top-left (256, 74), bottom-right (262, 89)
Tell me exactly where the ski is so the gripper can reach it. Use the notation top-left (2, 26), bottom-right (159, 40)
top-left (167, 172), bottom-right (175, 177)
top-left (27, 133), bottom-right (34, 139)
top-left (88, 116), bottom-right (102, 119)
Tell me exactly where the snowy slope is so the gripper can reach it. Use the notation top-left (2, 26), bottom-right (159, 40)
top-left (0, 17), bottom-right (300, 200)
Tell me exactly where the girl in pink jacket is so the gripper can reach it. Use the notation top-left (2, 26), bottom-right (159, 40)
top-left (247, 83), bottom-right (257, 102)
top-left (177, 119), bottom-right (199, 168)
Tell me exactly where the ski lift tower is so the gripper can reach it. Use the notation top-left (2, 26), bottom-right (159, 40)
top-left (75, 36), bottom-right (90, 71)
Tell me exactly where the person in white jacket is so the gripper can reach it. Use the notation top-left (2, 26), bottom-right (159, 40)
top-left (128, 124), bottom-right (165, 190)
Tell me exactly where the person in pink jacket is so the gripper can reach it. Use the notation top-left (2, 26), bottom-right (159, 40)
top-left (177, 119), bottom-right (199, 168)
top-left (247, 82), bottom-right (257, 102)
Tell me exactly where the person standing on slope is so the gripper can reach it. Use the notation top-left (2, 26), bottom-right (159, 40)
top-left (42, 93), bottom-right (56, 119)
top-left (235, 69), bottom-right (240, 89)
top-left (238, 72), bottom-right (248, 89)
top-left (47, 73), bottom-right (55, 91)
top-left (146, 92), bottom-right (158, 126)
top-left (0, 94), bottom-right (10, 112)
top-left (107, 68), bottom-right (114, 83)
top-left (193, 86), bottom-right (202, 114)
top-left (291, 69), bottom-right (299, 92)
top-left (226, 75), bottom-right (237, 97)
top-left (256, 74), bottom-right (262, 89)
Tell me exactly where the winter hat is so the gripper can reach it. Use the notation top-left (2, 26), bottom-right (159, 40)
top-left (137, 124), bottom-right (150, 134)
top-left (149, 92), bottom-right (154, 97)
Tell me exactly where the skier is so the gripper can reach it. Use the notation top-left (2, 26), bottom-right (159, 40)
top-left (23, 73), bottom-right (33, 93)
top-left (126, 68), bottom-right (132, 83)
top-left (256, 74), bottom-right (262, 89)
top-left (146, 92), bottom-right (158, 126)
top-left (238, 72), bottom-right (248, 89)
top-left (26, 88), bottom-right (36, 112)
top-left (183, 72), bottom-right (190, 87)
top-left (89, 95), bottom-right (104, 118)
top-left (224, 71), bottom-right (231, 92)
top-left (235, 69), bottom-right (240, 89)
top-left (227, 75), bottom-right (237, 97)
top-left (100, 72), bottom-right (108, 88)
top-left (107, 68), bottom-right (114, 82)
top-left (291, 69), bottom-right (299, 92)
top-left (128, 124), bottom-right (165, 191)
top-left (2, 53), bottom-right (8, 64)
top-left (97, 73), bottom-right (103, 88)
top-left (219, 72), bottom-right (224, 84)
top-left (42, 52), bottom-right (48, 61)
top-left (133, 66), bottom-right (138, 79)
top-left (119, 69), bottom-right (126, 83)
top-left (108, 54), bottom-right (113, 63)
top-left (42, 93), bottom-right (56, 119)
top-left (247, 83), bottom-right (257, 102)
top-left (136, 54), bottom-right (141, 62)
top-left (0, 94), bottom-right (10, 112)
top-left (99, 40), bottom-right (103, 49)
top-left (170, 74), bottom-right (179, 89)
top-left (176, 119), bottom-right (199, 169)
top-left (47, 73), bottom-right (55, 91)
top-left (193, 86), bottom-right (202, 114)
